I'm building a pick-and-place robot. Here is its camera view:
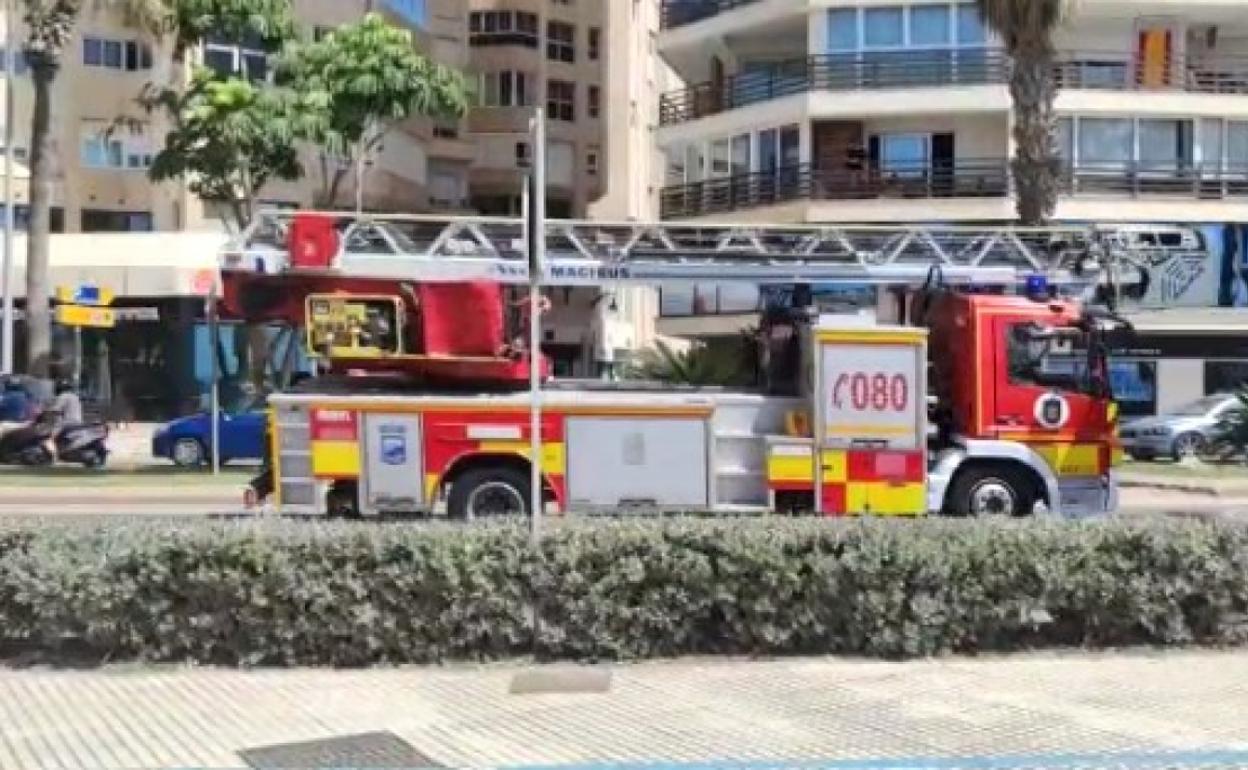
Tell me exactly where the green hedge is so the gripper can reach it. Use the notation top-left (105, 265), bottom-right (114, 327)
top-left (1, 517), bottom-right (1247, 665)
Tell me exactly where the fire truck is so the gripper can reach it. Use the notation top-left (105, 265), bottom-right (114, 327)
top-left (221, 211), bottom-right (1140, 520)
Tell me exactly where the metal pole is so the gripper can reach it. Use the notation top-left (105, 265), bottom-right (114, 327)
top-left (208, 293), bottom-right (220, 475)
top-left (1, 0), bottom-right (16, 375)
top-left (528, 108), bottom-right (545, 541)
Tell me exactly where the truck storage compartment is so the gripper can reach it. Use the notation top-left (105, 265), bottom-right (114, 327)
top-left (565, 417), bottom-right (708, 509)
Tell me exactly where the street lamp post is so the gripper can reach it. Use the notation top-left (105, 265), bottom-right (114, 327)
top-left (1, 0), bottom-right (17, 375)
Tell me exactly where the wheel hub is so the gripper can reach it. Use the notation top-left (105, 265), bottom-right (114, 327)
top-left (465, 481), bottom-right (525, 518)
top-left (969, 479), bottom-right (1015, 516)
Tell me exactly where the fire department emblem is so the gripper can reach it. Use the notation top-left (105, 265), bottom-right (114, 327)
top-left (1034, 393), bottom-right (1070, 430)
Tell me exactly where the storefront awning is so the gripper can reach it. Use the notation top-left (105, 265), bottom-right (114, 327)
top-left (2, 231), bottom-right (223, 298)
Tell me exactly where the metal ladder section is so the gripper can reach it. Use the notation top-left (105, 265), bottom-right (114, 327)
top-left (221, 210), bottom-right (1138, 288)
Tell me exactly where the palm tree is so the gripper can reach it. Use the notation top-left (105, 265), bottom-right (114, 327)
top-left (18, 0), bottom-right (166, 377)
top-left (977, 0), bottom-right (1073, 225)
top-left (628, 336), bottom-right (756, 387)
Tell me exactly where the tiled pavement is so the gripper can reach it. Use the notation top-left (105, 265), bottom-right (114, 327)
top-left (0, 651), bottom-right (1247, 769)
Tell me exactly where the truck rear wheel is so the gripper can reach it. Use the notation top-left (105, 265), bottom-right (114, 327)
top-left (947, 465), bottom-right (1036, 518)
top-left (448, 467), bottom-right (532, 520)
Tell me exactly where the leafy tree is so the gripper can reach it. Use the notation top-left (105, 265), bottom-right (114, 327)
top-left (977, 0), bottom-right (1073, 225)
top-left (146, 0), bottom-right (294, 62)
top-left (1205, 387), bottom-right (1248, 463)
top-left (276, 12), bottom-right (470, 210)
top-left (148, 72), bottom-right (301, 232)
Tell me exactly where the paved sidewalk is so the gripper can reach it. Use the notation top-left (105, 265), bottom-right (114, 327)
top-left (1, 651), bottom-right (1247, 769)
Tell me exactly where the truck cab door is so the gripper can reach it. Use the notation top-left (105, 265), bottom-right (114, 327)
top-left (989, 315), bottom-right (1108, 443)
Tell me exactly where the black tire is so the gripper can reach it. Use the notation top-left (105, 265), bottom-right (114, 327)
top-left (1128, 450), bottom-right (1154, 462)
top-left (326, 481), bottom-right (361, 519)
top-left (19, 446), bottom-right (53, 467)
top-left (447, 466), bottom-right (531, 521)
top-left (1171, 432), bottom-right (1205, 461)
top-left (172, 437), bottom-right (206, 468)
top-left (81, 449), bottom-right (106, 469)
top-left (946, 465), bottom-right (1037, 518)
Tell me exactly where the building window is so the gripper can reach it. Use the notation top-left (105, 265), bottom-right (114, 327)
top-left (83, 36), bottom-right (152, 71)
top-left (547, 21), bottom-right (575, 63)
top-left (312, 25), bottom-right (334, 42)
top-left (879, 133), bottom-right (930, 176)
top-left (81, 210), bottom-right (154, 232)
top-left (586, 147), bottom-right (599, 175)
top-left (1066, 116), bottom-right (1196, 170)
top-left (480, 71), bottom-right (532, 107)
top-left (80, 121), bottom-right (152, 170)
top-left (0, 47), bottom-right (29, 75)
top-left (516, 141), bottom-right (531, 167)
top-left (204, 33), bottom-right (267, 81)
top-left (547, 79), bottom-right (575, 121)
top-left (828, 3), bottom-right (987, 52)
top-left (432, 119), bottom-right (459, 139)
top-left (469, 10), bottom-right (539, 48)
top-left (587, 85), bottom-right (600, 118)
top-left (588, 27), bottom-right (601, 60)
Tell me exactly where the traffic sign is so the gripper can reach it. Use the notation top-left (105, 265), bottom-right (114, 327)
top-left (56, 285), bottom-right (114, 307)
top-left (55, 305), bottom-right (116, 328)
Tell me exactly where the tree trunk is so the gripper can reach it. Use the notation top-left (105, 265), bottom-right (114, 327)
top-left (1008, 42), bottom-right (1060, 226)
top-left (24, 64), bottom-right (55, 377)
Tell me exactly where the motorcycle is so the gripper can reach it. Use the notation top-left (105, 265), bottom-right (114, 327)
top-left (0, 410), bottom-right (57, 466)
top-left (55, 421), bottom-right (109, 468)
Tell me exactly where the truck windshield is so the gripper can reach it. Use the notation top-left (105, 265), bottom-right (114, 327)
top-left (1006, 323), bottom-right (1092, 393)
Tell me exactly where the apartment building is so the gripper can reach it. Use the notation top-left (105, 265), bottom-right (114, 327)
top-left (465, 0), bottom-right (606, 218)
top-left (654, 0), bottom-right (1248, 414)
top-left (0, 0), bottom-right (467, 235)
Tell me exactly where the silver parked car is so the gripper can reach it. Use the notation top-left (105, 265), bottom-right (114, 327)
top-left (1119, 393), bottom-right (1242, 461)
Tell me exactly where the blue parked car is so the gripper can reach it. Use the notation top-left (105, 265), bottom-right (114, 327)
top-left (152, 396), bottom-right (268, 467)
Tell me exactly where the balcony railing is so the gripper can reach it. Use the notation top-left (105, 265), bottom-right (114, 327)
top-left (660, 50), bottom-right (1248, 126)
top-left (659, 160), bottom-right (1248, 219)
top-left (660, 0), bottom-right (761, 29)
top-left (1055, 51), bottom-right (1248, 94)
top-left (1060, 162), bottom-right (1248, 198)
top-left (660, 51), bottom-right (1009, 126)
top-left (659, 160), bottom-right (1011, 219)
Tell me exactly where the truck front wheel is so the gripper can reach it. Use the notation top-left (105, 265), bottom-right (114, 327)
top-left (448, 467), bottom-right (532, 520)
top-left (947, 465), bottom-right (1037, 517)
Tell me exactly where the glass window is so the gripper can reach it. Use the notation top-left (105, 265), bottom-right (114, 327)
top-left (666, 146), bottom-right (686, 186)
top-left (910, 6), bottom-right (951, 46)
top-left (81, 137), bottom-right (107, 167)
top-left (1200, 118), bottom-right (1223, 170)
top-left (587, 84), bottom-right (600, 117)
top-left (1078, 118), bottom-right (1133, 168)
top-left (1138, 119), bottom-right (1192, 169)
top-left (107, 140), bottom-right (124, 168)
top-left (827, 9), bottom-right (858, 51)
top-left (759, 129), bottom-right (778, 172)
top-left (102, 40), bottom-right (123, 68)
top-left (547, 21), bottom-right (575, 63)
top-left (83, 37), bottom-right (103, 66)
top-left (204, 47), bottom-right (235, 76)
top-left (1057, 117), bottom-right (1074, 160)
top-left (546, 79), bottom-right (575, 121)
top-left (710, 139), bottom-right (731, 177)
top-left (956, 4), bottom-right (987, 46)
top-left (1229, 122), bottom-right (1248, 169)
top-left (588, 27), bottom-right (601, 60)
top-left (731, 134), bottom-right (751, 176)
top-left (864, 8), bottom-right (904, 47)
top-left (685, 143), bottom-right (704, 182)
top-left (880, 133), bottom-right (930, 175)
top-left (779, 125), bottom-right (801, 167)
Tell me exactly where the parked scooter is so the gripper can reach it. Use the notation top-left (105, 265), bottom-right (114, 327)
top-left (0, 410), bottom-right (57, 466)
top-left (55, 421), bottom-right (109, 468)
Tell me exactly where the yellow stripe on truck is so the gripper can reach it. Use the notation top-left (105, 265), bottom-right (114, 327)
top-left (766, 448), bottom-right (848, 483)
top-left (846, 482), bottom-right (926, 516)
top-left (476, 440), bottom-right (566, 475)
top-left (311, 440), bottom-right (361, 478)
top-left (1034, 443), bottom-right (1101, 477)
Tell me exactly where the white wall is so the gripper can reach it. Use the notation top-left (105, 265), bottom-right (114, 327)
top-left (1156, 359), bottom-right (1206, 412)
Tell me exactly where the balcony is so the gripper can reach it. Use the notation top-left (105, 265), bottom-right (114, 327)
top-left (660, 51), bottom-right (1009, 127)
top-left (1055, 51), bottom-right (1248, 94)
top-left (659, 160), bottom-right (1248, 220)
top-left (660, 0), bottom-right (761, 30)
top-left (659, 160), bottom-right (1010, 219)
top-left (659, 50), bottom-right (1248, 128)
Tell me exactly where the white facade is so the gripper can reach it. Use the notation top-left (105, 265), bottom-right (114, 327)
top-left (656, 0), bottom-right (1248, 225)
